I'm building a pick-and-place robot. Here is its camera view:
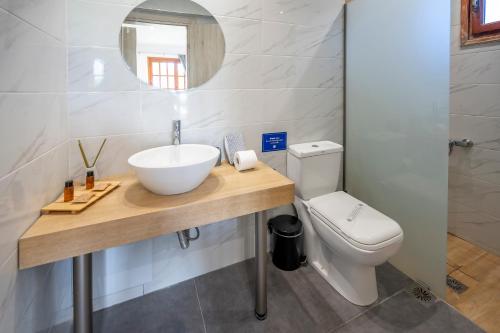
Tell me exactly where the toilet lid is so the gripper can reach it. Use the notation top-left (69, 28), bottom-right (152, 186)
top-left (309, 192), bottom-right (402, 251)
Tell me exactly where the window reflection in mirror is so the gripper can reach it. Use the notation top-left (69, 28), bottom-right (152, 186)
top-left (120, 0), bottom-right (225, 91)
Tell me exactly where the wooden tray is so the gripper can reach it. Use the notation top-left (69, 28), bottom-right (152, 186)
top-left (41, 181), bottom-right (121, 214)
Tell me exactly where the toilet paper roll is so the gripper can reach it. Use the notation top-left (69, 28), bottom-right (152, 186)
top-left (234, 150), bottom-right (258, 171)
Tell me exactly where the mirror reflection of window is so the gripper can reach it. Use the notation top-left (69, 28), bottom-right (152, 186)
top-left (148, 56), bottom-right (186, 90)
top-left (123, 22), bottom-right (187, 90)
top-left (119, 0), bottom-right (225, 91)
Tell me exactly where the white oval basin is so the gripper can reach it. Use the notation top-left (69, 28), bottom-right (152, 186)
top-left (128, 144), bottom-right (220, 195)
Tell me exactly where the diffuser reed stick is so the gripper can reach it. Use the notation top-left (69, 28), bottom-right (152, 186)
top-left (91, 139), bottom-right (107, 167)
top-left (78, 140), bottom-right (90, 168)
top-left (78, 139), bottom-right (107, 168)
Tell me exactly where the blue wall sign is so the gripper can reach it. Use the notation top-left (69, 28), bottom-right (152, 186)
top-left (262, 132), bottom-right (287, 152)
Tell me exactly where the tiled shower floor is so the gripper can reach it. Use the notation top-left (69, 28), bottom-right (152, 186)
top-left (52, 257), bottom-right (482, 333)
top-left (447, 233), bottom-right (500, 333)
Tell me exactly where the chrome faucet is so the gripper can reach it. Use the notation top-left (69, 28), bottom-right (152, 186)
top-left (172, 119), bottom-right (202, 249)
top-left (173, 120), bottom-right (181, 145)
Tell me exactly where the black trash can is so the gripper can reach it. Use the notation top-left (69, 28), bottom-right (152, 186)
top-left (268, 215), bottom-right (304, 271)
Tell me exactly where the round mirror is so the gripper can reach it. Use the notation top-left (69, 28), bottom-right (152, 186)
top-left (120, 0), bottom-right (225, 91)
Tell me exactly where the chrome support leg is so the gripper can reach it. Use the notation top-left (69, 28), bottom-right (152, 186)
top-left (255, 211), bottom-right (267, 320)
top-left (73, 254), bottom-right (93, 333)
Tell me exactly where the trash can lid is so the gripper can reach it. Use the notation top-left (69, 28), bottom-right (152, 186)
top-left (268, 215), bottom-right (302, 237)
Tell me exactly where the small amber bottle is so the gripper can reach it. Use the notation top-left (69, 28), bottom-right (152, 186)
top-left (64, 180), bottom-right (74, 202)
top-left (86, 170), bottom-right (95, 190)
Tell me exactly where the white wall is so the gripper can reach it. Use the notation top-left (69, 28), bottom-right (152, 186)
top-left (60, 0), bottom-right (345, 329)
top-left (0, 0), bottom-right (70, 332)
top-left (449, 0), bottom-right (500, 256)
top-left (346, 0), bottom-right (450, 296)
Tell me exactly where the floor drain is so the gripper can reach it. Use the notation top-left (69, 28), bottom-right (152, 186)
top-left (447, 275), bottom-right (468, 294)
top-left (405, 282), bottom-right (436, 307)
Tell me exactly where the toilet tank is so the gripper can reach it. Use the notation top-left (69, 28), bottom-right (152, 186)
top-left (287, 141), bottom-right (344, 200)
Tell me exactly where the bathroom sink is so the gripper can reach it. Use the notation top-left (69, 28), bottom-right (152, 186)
top-left (128, 144), bottom-right (220, 195)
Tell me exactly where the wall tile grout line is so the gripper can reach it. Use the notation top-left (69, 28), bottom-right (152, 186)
top-left (0, 140), bottom-right (69, 183)
top-left (0, 6), bottom-right (65, 44)
top-left (193, 279), bottom-right (208, 333)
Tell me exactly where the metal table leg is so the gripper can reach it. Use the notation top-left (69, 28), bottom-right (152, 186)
top-left (255, 211), bottom-right (267, 320)
top-left (73, 254), bottom-right (93, 333)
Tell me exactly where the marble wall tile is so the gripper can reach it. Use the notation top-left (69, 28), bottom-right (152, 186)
top-left (0, 0), bottom-right (66, 42)
top-left (262, 21), bottom-right (297, 56)
top-left (144, 217), bottom-right (255, 294)
top-left (292, 88), bottom-right (343, 120)
top-left (68, 0), bottom-right (133, 48)
top-left (295, 25), bottom-right (343, 58)
top-left (221, 90), bottom-right (264, 127)
top-left (450, 114), bottom-right (500, 151)
top-left (93, 285), bottom-right (144, 312)
top-left (262, 0), bottom-right (309, 24)
top-left (451, 84), bottom-right (500, 117)
top-left (309, 0), bottom-right (345, 29)
top-left (68, 47), bottom-right (140, 92)
top-left (292, 115), bottom-right (343, 145)
top-left (141, 91), bottom-right (181, 134)
top-left (0, 252), bottom-right (53, 333)
top-left (68, 92), bottom-right (142, 138)
top-left (0, 9), bottom-right (66, 93)
top-left (449, 147), bottom-right (500, 186)
top-left (216, 16), bottom-right (261, 55)
top-left (16, 258), bottom-right (73, 332)
top-left (0, 93), bottom-right (67, 178)
top-left (451, 0), bottom-right (460, 27)
top-left (84, 0), bottom-right (142, 6)
top-left (263, 0), bottom-right (343, 27)
top-left (449, 172), bottom-right (500, 219)
top-left (143, 90), bottom-right (230, 132)
top-left (196, 0), bottom-right (261, 19)
top-left (259, 150), bottom-right (287, 175)
top-left (0, 144), bottom-right (68, 267)
top-left (451, 50), bottom-right (500, 84)
top-left (182, 90), bottom-right (229, 129)
top-left (448, 200), bottom-right (500, 255)
top-left (92, 240), bottom-right (152, 299)
top-left (261, 56), bottom-right (295, 89)
top-left (200, 54), bottom-right (263, 90)
top-left (182, 125), bottom-right (239, 151)
top-left (293, 57), bottom-right (343, 88)
top-left (261, 89), bottom-right (296, 123)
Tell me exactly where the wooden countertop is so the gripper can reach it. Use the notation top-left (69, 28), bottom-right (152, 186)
top-left (19, 162), bottom-right (294, 269)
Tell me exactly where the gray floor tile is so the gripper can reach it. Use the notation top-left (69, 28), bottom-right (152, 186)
top-left (92, 292), bottom-right (147, 333)
top-left (49, 321), bottom-right (72, 333)
top-left (50, 280), bottom-right (204, 333)
top-left (376, 262), bottom-right (414, 300)
top-left (334, 291), bottom-right (484, 333)
top-left (195, 258), bottom-right (365, 333)
top-left (141, 280), bottom-right (205, 333)
top-left (49, 258), bottom-right (482, 333)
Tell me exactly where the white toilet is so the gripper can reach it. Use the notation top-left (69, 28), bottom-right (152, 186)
top-left (287, 141), bottom-right (404, 306)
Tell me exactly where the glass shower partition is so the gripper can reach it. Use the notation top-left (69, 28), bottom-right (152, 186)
top-left (345, 0), bottom-right (451, 296)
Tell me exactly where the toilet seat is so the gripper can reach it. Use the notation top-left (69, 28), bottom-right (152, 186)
top-left (309, 191), bottom-right (403, 251)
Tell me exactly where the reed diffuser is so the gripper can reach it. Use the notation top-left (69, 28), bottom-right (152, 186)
top-left (78, 139), bottom-right (107, 188)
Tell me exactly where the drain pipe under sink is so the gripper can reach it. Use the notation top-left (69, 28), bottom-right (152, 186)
top-left (176, 227), bottom-right (200, 249)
